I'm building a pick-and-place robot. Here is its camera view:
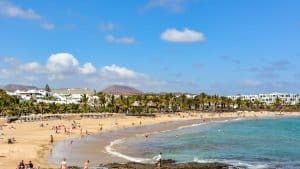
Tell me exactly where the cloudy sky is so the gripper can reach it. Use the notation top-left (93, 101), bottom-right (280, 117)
top-left (0, 0), bottom-right (300, 95)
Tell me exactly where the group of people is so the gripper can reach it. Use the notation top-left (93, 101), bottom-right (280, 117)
top-left (60, 158), bottom-right (90, 169)
top-left (16, 160), bottom-right (34, 169)
top-left (17, 158), bottom-right (90, 169)
top-left (52, 125), bottom-right (72, 135)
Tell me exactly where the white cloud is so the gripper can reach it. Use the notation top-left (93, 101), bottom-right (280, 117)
top-left (3, 53), bottom-right (96, 80)
top-left (0, 54), bottom-right (168, 91)
top-left (0, 1), bottom-right (54, 31)
top-left (21, 62), bottom-right (43, 73)
top-left (41, 22), bottom-right (55, 30)
top-left (105, 35), bottom-right (136, 44)
top-left (100, 64), bottom-right (144, 79)
top-left (161, 28), bottom-right (205, 43)
top-left (79, 63), bottom-right (97, 75)
top-left (99, 22), bottom-right (115, 32)
top-left (0, 1), bottom-right (41, 19)
top-left (46, 53), bottom-right (79, 79)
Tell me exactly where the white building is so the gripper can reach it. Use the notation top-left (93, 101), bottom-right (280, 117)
top-left (258, 93), bottom-right (300, 105)
top-left (7, 89), bottom-right (48, 101)
top-left (228, 92), bottom-right (300, 105)
top-left (6, 88), bottom-right (95, 105)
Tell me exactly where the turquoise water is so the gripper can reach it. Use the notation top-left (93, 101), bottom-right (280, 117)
top-left (121, 117), bottom-right (300, 169)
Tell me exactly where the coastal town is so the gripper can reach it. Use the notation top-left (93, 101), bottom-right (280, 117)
top-left (4, 84), bottom-right (300, 108)
top-left (0, 84), bottom-right (300, 168)
top-left (1, 0), bottom-right (300, 168)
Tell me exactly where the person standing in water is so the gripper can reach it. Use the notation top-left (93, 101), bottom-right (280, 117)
top-left (155, 152), bottom-right (162, 169)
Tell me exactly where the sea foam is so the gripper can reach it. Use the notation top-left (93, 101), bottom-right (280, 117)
top-left (105, 138), bottom-right (153, 163)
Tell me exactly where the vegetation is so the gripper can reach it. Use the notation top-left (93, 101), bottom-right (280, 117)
top-left (0, 90), bottom-right (300, 117)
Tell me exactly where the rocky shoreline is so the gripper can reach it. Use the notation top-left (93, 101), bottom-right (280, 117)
top-left (66, 160), bottom-right (240, 169)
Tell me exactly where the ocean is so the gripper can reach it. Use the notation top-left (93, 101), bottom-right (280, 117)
top-left (116, 117), bottom-right (300, 169)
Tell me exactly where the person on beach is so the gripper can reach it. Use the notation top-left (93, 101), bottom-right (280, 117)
top-left (60, 158), bottom-right (67, 169)
top-left (84, 160), bottom-right (90, 169)
top-left (27, 160), bottom-right (34, 169)
top-left (8, 138), bottom-right (13, 144)
top-left (50, 135), bottom-right (54, 144)
top-left (155, 152), bottom-right (162, 169)
top-left (17, 160), bottom-right (25, 169)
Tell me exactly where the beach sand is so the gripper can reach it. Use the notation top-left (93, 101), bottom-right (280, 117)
top-left (0, 111), bottom-right (299, 168)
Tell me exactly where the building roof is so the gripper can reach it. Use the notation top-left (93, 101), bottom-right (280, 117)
top-left (51, 88), bottom-right (94, 95)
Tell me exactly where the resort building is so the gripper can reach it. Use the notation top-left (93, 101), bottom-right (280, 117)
top-left (228, 92), bottom-right (300, 105)
top-left (6, 88), bottom-right (96, 105)
top-left (7, 89), bottom-right (48, 101)
top-left (51, 88), bottom-right (95, 95)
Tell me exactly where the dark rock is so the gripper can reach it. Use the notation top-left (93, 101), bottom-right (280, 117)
top-left (102, 160), bottom-right (238, 169)
top-left (67, 167), bottom-right (81, 169)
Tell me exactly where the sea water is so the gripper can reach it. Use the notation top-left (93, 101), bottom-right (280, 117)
top-left (118, 117), bottom-right (300, 169)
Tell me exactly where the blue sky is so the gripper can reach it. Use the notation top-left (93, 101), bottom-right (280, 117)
top-left (0, 0), bottom-right (300, 95)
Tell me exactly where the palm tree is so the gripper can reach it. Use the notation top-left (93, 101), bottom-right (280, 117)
top-left (235, 97), bottom-right (242, 110)
top-left (96, 92), bottom-right (107, 110)
top-left (80, 94), bottom-right (89, 113)
top-left (253, 99), bottom-right (261, 110)
top-left (195, 93), bottom-right (208, 111)
top-left (178, 94), bottom-right (187, 111)
top-left (273, 97), bottom-right (283, 111)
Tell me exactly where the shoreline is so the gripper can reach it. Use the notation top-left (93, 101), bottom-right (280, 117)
top-left (48, 117), bottom-right (217, 166)
top-left (103, 115), bottom-right (298, 165)
top-left (1, 111), bottom-right (300, 168)
top-left (48, 111), bottom-right (300, 168)
top-left (104, 115), bottom-right (300, 169)
top-left (104, 117), bottom-right (239, 164)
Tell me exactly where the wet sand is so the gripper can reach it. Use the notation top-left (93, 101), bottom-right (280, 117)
top-left (48, 118), bottom-right (215, 167)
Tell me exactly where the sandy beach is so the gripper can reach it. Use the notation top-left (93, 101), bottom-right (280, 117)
top-left (1, 111), bottom-right (300, 168)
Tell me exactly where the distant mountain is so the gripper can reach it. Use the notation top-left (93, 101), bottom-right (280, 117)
top-left (102, 85), bottom-right (142, 95)
top-left (1, 84), bottom-right (39, 92)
